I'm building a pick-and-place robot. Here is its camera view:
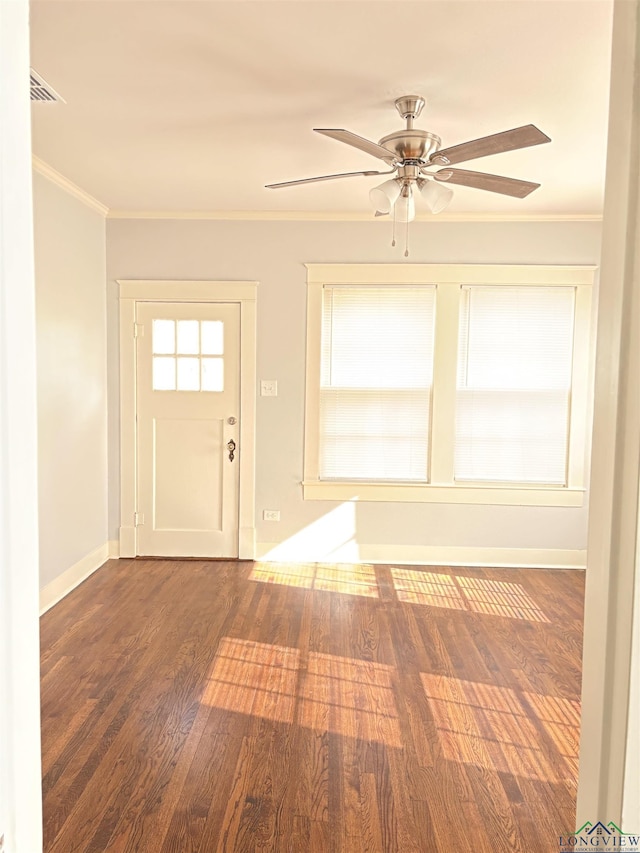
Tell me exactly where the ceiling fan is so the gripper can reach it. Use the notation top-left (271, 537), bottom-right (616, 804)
top-left (266, 95), bottom-right (551, 254)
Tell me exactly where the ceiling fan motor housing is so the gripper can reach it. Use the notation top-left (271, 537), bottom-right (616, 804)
top-left (378, 129), bottom-right (441, 163)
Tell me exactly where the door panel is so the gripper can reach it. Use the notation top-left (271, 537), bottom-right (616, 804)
top-left (153, 418), bottom-right (223, 531)
top-left (136, 301), bottom-right (240, 557)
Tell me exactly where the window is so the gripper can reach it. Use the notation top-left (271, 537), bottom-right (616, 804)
top-left (320, 286), bottom-right (436, 481)
top-left (303, 264), bottom-right (595, 506)
top-left (454, 286), bottom-right (575, 484)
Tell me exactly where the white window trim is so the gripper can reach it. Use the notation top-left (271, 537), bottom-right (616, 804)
top-left (303, 264), bottom-right (596, 507)
top-left (118, 279), bottom-right (257, 558)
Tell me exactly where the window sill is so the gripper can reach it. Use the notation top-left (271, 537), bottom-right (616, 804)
top-left (302, 480), bottom-right (586, 507)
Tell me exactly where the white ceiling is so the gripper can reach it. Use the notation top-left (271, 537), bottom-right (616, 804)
top-left (30, 0), bottom-right (613, 216)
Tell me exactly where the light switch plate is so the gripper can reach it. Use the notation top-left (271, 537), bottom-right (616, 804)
top-left (261, 380), bottom-right (278, 397)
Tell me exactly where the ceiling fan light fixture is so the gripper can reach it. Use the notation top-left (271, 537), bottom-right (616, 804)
top-left (418, 178), bottom-right (454, 214)
top-left (369, 178), bottom-right (401, 214)
top-left (395, 186), bottom-right (416, 223)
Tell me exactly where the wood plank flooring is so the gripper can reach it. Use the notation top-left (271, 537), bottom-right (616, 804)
top-left (41, 559), bottom-right (585, 852)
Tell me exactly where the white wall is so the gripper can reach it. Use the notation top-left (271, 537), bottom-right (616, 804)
top-left (0, 0), bottom-right (43, 848)
top-left (33, 172), bottom-right (108, 591)
top-left (106, 217), bottom-right (600, 563)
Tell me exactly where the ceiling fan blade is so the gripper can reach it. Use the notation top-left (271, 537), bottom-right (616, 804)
top-left (429, 125), bottom-right (551, 166)
top-left (434, 168), bottom-right (540, 198)
top-left (314, 129), bottom-right (397, 164)
top-left (266, 169), bottom-right (388, 189)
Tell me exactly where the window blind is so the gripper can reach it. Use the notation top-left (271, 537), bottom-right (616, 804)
top-left (455, 285), bottom-right (576, 484)
top-left (320, 285), bottom-right (436, 481)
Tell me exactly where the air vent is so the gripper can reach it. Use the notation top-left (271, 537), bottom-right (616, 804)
top-left (30, 69), bottom-right (64, 103)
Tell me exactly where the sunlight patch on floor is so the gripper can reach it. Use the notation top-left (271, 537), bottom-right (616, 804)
top-left (202, 638), bottom-right (401, 746)
top-left (420, 673), bottom-right (576, 783)
top-left (250, 561), bottom-right (379, 598)
top-left (202, 638), bottom-right (300, 724)
top-left (457, 575), bottom-right (550, 622)
top-left (298, 652), bottom-right (402, 747)
top-left (390, 570), bottom-right (466, 609)
top-left (524, 691), bottom-right (581, 776)
top-left (392, 569), bottom-right (549, 622)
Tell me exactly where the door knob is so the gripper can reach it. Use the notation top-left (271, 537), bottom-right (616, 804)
top-left (227, 438), bottom-right (236, 462)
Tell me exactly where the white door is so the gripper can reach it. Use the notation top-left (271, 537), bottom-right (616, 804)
top-left (135, 301), bottom-right (240, 557)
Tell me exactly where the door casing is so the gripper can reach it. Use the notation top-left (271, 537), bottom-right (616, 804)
top-left (118, 280), bottom-right (257, 559)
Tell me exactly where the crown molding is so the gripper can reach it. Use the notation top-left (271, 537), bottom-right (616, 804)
top-left (106, 209), bottom-right (602, 223)
top-left (27, 159), bottom-right (602, 224)
top-left (26, 163), bottom-right (602, 225)
top-left (32, 156), bottom-right (109, 217)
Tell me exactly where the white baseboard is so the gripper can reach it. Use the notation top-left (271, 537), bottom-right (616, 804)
top-left (255, 542), bottom-right (587, 570)
top-left (40, 541), bottom-right (111, 614)
top-left (108, 539), bottom-right (120, 559)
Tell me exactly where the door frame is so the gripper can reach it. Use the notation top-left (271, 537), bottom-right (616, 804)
top-left (118, 280), bottom-right (257, 559)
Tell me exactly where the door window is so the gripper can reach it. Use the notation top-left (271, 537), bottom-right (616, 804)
top-left (152, 319), bottom-right (224, 392)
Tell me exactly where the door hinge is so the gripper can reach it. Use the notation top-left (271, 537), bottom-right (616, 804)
top-left (134, 512), bottom-right (145, 526)
top-left (134, 323), bottom-right (144, 338)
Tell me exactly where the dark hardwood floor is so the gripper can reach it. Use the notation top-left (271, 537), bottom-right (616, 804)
top-left (40, 558), bottom-right (584, 852)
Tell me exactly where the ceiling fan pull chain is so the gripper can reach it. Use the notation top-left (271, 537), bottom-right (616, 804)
top-left (404, 216), bottom-right (410, 258)
top-left (391, 205), bottom-right (397, 247)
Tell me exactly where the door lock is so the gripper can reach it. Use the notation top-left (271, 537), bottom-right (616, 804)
top-left (227, 438), bottom-right (236, 462)
top-left (227, 416), bottom-right (237, 425)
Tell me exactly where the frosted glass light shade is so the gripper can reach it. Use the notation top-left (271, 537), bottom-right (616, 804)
top-left (369, 179), bottom-right (401, 214)
top-left (395, 191), bottom-right (416, 223)
top-left (419, 179), bottom-right (454, 214)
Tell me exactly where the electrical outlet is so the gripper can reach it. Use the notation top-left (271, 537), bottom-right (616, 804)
top-left (263, 509), bottom-right (280, 521)
top-left (261, 380), bottom-right (278, 397)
